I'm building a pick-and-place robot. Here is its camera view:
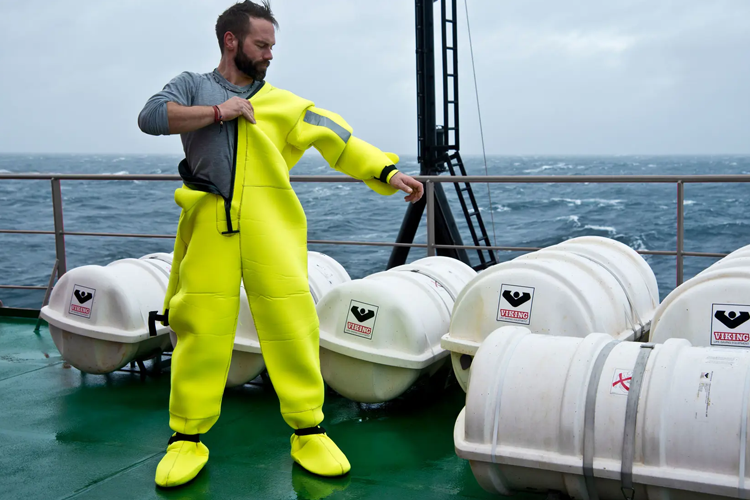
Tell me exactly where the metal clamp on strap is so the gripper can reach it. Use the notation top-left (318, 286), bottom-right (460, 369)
top-left (148, 310), bottom-right (169, 337)
top-left (621, 343), bottom-right (655, 500)
top-left (583, 340), bottom-right (621, 500)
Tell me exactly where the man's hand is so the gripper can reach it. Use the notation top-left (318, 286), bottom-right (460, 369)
top-left (218, 96), bottom-right (256, 124)
top-left (389, 172), bottom-right (424, 203)
top-left (165, 96), bottom-right (256, 134)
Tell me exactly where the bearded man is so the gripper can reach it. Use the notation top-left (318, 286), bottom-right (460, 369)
top-left (138, 0), bottom-right (423, 488)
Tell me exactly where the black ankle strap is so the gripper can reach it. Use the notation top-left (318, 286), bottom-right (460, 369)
top-left (168, 432), bottom-right (200, 445)
top-left (294, 426), bottom-right (326, 436)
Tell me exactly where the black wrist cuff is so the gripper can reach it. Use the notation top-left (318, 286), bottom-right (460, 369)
top-left (378, 165), bottom-right (398, 184)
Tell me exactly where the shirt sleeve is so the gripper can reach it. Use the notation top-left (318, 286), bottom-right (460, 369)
top-left (137, 72), bottom-right (198, 136)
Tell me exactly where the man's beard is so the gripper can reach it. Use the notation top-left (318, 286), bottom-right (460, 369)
top-left (235, 48), bottom-right (268, 81)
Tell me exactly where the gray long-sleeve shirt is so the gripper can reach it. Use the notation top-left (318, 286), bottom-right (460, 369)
top-left (138, 70), bottom-right (263, 199)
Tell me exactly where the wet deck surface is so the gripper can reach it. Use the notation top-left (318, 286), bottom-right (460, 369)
top-left (0, 317), bottom-right (532, 500)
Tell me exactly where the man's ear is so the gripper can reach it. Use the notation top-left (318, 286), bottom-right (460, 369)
top-left (223, 31), bottom-right (237, 53)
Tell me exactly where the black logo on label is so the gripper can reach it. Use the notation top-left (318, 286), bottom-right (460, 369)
top-left (74, 290), bottom-right (93, 304)
top-left (715, 310), bottom-right (750, 329)
top-left (351, 307), bottom-right (375, 323)
top-left (502, 290), bottom-right (532, 308)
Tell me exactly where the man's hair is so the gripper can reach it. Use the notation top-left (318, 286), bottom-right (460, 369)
top-left (216, 1), bottom-right (278, 54)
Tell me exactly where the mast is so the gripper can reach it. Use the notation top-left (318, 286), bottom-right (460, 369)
top-left (387, 0), bottom-right (497, 270)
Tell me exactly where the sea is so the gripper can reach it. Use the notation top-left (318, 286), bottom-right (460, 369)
top-left (1, 153), bottom-right (748, 309)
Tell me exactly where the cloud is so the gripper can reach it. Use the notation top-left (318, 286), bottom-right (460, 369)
top-left (0, 0), bottom-right (747, 155)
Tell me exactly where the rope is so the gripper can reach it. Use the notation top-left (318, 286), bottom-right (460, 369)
top-left (463, 0), bottom-right (498, 253)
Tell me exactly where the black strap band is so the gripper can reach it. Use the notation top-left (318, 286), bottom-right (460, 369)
top-left (148, 310), bottom-right (169, 337)
top-left (294, 426), bottom-right (326, 436)
top-left (168, 433), bottom-right (200, 445)
top-left (222, 198), bottom-right (239, 235)
top-left (378, 165), bottom-right (398, 184)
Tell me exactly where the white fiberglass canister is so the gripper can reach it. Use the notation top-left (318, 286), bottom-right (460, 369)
top-left (173, 251), bottom-right (352, 387)
top-left (317, 256), bottom-right (476, 403)
top-left (308, 251), bottom-right (351, 304)
top-left (717, 244), bottom-right (750, 262)
top-left (650, 268), bottom-right (750, 348)
top-left (455, 326), bottom-right (750, 500)
top-left (442, 236), bottom-right (658, 392)
top-left (553, 236), bottom-right (659, 315)
top-left (700, 257), bottom-right (750, 275)
top-left (696, 244), bottom-right (750, 276)
top-left (40, 253), bottom-right (174, 374)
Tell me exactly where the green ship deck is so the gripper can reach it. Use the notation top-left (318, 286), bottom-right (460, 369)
top-left (0, 315), bottom-right (539, 500)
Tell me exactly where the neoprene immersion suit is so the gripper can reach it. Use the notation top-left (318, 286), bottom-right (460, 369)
top-left (154, 82), bottom-right (400, 487)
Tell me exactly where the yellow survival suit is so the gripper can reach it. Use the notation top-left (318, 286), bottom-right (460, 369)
top-left (154, 82), bottom-right (400, 487)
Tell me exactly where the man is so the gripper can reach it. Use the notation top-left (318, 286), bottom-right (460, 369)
top-left (138, 0), bottom-right (423, 488)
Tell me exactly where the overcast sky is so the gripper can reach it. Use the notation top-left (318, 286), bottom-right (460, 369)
top-left (0, 0), bottom-right (748, 155)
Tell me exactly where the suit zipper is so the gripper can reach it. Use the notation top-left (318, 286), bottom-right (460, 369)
top-left (222, 81), bottom-right (266, 235)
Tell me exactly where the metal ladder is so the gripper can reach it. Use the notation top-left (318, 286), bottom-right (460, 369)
top-left (438, 0), bottom-right (497, 270)
top-left (443, 152), bottom-right (497, 269)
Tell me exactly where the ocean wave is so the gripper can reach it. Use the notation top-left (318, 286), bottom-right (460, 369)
top-left (0, 169), bottom-right (9, 173)
top-left (111, 157), bottom-right (127, 162)
top-left (523, 163), bottom-right (573, 173)
top-left (551, 197), bottom-right (624, 207)
top-left (630, 237), bottom-right (648, 251)
top-left (556, 215), bottom-right (581, 227)
top-left (308, 186), bottom-right (347, 197)
top-left (684, 200), bottom-right (696, 206)
top-left (553, 197), bottom-right (583, 206)
top-left (590, 198), bottom-right (624, 206)
top-left (109, 171), bottom-right (129, 175)
top-left (584, 225), bottom-right (617, 235)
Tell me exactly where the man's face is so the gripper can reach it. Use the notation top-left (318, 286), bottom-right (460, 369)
top-left (234, 18), bottom-right (275, 81)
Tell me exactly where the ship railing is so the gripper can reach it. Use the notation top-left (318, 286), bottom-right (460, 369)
top-left (1, 172), bottom-right (748, 313)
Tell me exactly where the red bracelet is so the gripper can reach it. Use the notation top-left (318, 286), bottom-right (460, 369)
top-left (213, 105), bottom-right (223, 123)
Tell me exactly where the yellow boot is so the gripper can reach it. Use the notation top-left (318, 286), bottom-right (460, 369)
top-left (155, 433), bottom-right (209, 488)
top-left (290, 427), bottom-right (351, 477)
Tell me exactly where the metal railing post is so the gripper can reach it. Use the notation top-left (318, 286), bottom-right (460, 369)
top-left (34, 259), bottom-right (59, 332)
top-left (676, 181), bottom-right (685, 286)
top-left (50, 178), bottom-right (67, 276)
top-left (426, 180), bottom-right (436, 257)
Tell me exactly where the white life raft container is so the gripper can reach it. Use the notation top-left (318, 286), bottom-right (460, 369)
top-left (317, 256), bottom-right (476, 403)
top-left (442, 236), bottom-right (659, 392)
top-left (40, 253), bottom-right (174, 374)
top-left (456, 326), bottom-right (750, 499)
top-left (650, 244), bottom-right (750, 348)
